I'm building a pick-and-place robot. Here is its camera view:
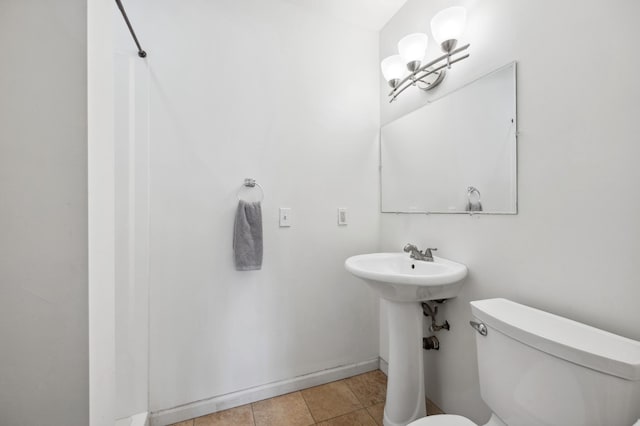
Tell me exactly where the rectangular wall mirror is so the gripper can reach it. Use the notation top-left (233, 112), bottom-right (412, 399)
top-left (381, 62), bottom-right (517, 214)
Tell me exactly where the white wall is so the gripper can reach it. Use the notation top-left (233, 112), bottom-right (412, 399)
top-left (88, 1), bottom-right (116, 424)
top-left (0, 1), bottom-right (89, 425)
top-left (380, 0), bottom-right (640, 423)
top-left (118, 0), bottom-right (382, 414)
top-left (114, 52), bottom-right (150, 419)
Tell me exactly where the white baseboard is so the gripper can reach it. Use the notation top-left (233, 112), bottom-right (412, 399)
top-left (150, 358), bottom-right (379, 426)
top-left (116, 412), bottom-right (149, 426)
top-left (379, 357), bottom-right (388, 376)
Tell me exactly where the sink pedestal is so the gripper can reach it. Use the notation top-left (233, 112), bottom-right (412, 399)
top-left (383, 300), bottom-right (426, 426)
top-left (344, 253), bottom-right (468, 426)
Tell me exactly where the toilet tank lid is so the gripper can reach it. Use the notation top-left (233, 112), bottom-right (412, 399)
top-left (470, 298), bottom-right (640, 381)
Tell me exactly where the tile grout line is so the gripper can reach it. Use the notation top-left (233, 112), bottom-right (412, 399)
top-left (315, 407), bottom-right (377, 425)
top-left (344, 371), bottom-right (387, 425)
top-left (298, 389), bottom-right (319, 425)
top-left (250, 401), bottom-right (257, 426)
top-left (343, 373), bottom-right (387, 410)
top-left (342, 377), bottom-right (367, 408)
top-left (302, 378), bottom-right (370, 425)
top-left (339, 378), bottom-right (365, 411)
top-left (365, 405), bottom-right (384, 426)
top-left (173, 370), bottom-right (387, 426)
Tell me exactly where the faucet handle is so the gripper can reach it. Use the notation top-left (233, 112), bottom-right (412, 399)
top-left (424, 247), bottom-right (438, 256)
top-left (403, 243), bottom-right (418, 253)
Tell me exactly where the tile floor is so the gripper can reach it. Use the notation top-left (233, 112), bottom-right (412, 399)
top-left (170, 370), bottom-right (444, 426)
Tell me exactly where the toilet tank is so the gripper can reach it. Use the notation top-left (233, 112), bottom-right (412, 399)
top-left (470, 298), bottom-right (640, 426)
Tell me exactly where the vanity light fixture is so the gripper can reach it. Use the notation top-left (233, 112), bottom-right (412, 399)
top-left (381, 6), bottom-right (470, 103)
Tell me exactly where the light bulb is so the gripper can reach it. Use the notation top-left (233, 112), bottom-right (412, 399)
top-left (380, 55), bottom-right (406, 87)
top-left (430, 6), bottom-right (467, 51)
top-left (398, 33), bottom-right (429, 71)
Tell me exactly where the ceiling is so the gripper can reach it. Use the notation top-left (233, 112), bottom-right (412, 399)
top-left (285, 0), bottom-right (409, 31)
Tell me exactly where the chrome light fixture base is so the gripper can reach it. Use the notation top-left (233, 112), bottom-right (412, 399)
top-left (416, 68), bottom-right (446, 91)
top-left (388, 43), bottom-right (470, 103)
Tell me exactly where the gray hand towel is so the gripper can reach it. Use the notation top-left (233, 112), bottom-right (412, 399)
top-left (233, 200), bottom-right (263, 271)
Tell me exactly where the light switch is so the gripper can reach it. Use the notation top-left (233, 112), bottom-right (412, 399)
top-left (337, 208), bottom-right (348, 226)
top-left (279, 208), bottom-right (292, 227)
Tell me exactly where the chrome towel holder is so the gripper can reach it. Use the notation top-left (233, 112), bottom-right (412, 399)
top-left (237, 178), bottom-right (264, 202)
top-left (466, 186), bottom-right (483, 212)
top-left (467, 186), bottom-right (481, 202)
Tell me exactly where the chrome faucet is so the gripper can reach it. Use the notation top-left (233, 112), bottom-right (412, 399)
top-left (403, 243), bottom-right (438, 262)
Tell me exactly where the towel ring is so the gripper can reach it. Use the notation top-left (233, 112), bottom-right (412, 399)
top-left (237, 178), bottom-right (264, 202)
top-left (467, 186), bottom-right (481, 202)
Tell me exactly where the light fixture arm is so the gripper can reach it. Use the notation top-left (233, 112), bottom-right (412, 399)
top-left (387, 43), bottom-right (470, 102)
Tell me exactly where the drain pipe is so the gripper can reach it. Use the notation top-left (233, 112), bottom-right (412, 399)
top-left (422, 301), bottom-right (450, 350)
top-left (422, 302), bottom-right (450, 332)
top-left (423, 335), bottom-right (440, 350)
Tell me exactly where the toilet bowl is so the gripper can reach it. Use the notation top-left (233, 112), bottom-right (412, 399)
top-left (408, 413), bottom-right (506, 426)
top-left (407, 298), bottom-right (640, 426)
top-left (409, 414), bottom-right (477, 426)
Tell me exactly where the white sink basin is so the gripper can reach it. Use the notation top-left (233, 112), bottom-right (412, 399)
top-left (344, 253), bottom-right (468, 302)
top-left (344, 252), bottom-right (469, 425)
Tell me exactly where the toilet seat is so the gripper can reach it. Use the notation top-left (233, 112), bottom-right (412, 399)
top-left (408, 414), bottom-right (477, 426)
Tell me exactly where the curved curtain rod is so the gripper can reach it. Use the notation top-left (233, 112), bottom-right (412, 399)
top-left (115, 0), bottom-right (147, 58)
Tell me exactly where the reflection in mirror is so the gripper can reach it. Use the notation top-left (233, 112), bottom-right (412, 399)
top-left (381, 62), bottom-right (517, 214)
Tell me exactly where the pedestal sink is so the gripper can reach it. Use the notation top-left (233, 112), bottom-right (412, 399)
top-left (345, 253), bottom-right (468, 426)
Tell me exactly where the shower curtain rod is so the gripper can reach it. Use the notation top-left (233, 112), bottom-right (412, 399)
top-left (115, 0), bottom-right (147, 58)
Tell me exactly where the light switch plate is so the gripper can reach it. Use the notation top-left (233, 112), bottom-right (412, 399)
top-left (279, 208), bottom-right (292, 227)
top-left (337, 208), bottom-right (348, 226)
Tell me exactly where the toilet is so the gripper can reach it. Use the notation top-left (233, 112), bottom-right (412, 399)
top-left (408, 298), bottom-right (640, 426)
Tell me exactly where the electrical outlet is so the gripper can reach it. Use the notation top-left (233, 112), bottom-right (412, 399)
top-left (337, 208), bottom-right (348, 226)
